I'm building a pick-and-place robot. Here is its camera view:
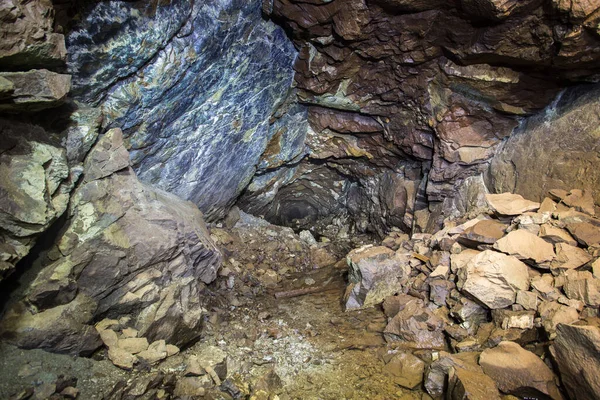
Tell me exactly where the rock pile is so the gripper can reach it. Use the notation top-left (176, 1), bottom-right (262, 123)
top-left (96, 319), bottom-right (180, 371)
top-left (345, 189), bottom-right (600, 399)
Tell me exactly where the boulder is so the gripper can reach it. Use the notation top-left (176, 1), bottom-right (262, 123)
top-left (0, 70), bottom-right (71, 112)
top-left (566, 222), bottom-right (600, 247)
top-left (538, 301), bottom-right (579, 339)
top-left (485, 193), bottom-right (540, 216)
top-left (424, 351), bottom-right (481, 397)
top-left (0, 129), bottom-right (222, 354)
top-left (551, 323), bottom-right (600, 400)
top-left (0, 0), bottom-right (67, 68)
top-left (493, 229), bottom-right (556, 264)
top-left (382, 351), bottom-right (426, 389)
top-left (449, 366), bottom-right (502, 400)
top-left (344, 246), bottom-right (411, 310)
top-left (458, 250), bottom-right (530, 309)
top-left (383, 295), bottom-right (446, 349)
top-left (0, 294), bottom-right (102, 355)
top-left (458, 219), bottom-right (506, 247)
top-left (480, 341), bottom-right (562, 399)
top-left (553, 243), bottom-right (593, 270)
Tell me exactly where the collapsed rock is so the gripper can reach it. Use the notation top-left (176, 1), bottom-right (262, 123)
top-left (480, 341), bottom-right (562, 399)
top-left (457, 250), bottom-right (529, 309)
top-left (0, 129), bottom-right (222, 354)
top-left (344, 246), bottom-right (410, 310)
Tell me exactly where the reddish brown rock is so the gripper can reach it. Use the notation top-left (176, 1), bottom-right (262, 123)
top-left (480, 341), bottom-right (562, 399)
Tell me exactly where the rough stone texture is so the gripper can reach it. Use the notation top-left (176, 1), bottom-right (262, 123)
top-left (344, 246), bottom-right (410, 310)
top-left (458, 219), bottom-right (506, 247)
top-left (493, 229), bottom-right (556, 264)
top-left (551, 323), bottom-right (600, 400)
top-left (480, 341), bottom-right (562, 399)
top-left (485, 193), bottom-right (540, 216)
top-left (0, 119), bottom-right (73, 280)
top-left (488, 84), bottom-right (600, 206)
top-left (0, 0), bottom-right (67, 68)
top-left (424, 351), bottom-right (482, 398)
top-left (0, 129), bottom-right (222, 354)
top-left (383, 295), bottom-right (446, 349)
top-left (66, 0), bottom-right (298, 221)
top-left (260, 0), bottom-right (600, 232)
top-left (458, 250), bottom-right (530, 309)
top-left (0, 70), bottom-right (71, 112)
top-left (382, 352), bottom-right (425, 389)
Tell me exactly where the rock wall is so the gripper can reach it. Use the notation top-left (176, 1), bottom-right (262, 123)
top-left (66, 0), bottom-right (299, 221)
top-left (487, 83), bottom-right (600, 205)
top-left (253, 0), bottom-right (600, 234)
top-left (0, 0), bottom-right (223, 356)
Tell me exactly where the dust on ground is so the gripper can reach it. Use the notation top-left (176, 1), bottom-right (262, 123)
top-left (0, 217), bottom-right (428, 399)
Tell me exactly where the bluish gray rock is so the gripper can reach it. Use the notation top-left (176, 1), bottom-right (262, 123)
top-left (67, 0), bottom-right (298, 220)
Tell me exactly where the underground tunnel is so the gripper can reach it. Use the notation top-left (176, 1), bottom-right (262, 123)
top-left (1, 0), bottom-right (600, 398)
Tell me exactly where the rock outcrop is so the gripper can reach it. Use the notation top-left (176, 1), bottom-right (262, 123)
top-left (65, 0), bottom-right (299, 222)
top-left (0, 129), bottom-right (222, 354)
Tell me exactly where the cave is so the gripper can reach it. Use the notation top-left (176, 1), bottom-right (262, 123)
top-left (1, 0), bottom-right (600, 398)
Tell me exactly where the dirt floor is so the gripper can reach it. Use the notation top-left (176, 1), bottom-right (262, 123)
top-left (0, 218), bottom-right (432, 399)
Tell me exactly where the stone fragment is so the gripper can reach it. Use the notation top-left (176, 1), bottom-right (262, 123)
top-left (0, 70), bottom-right (70, 112)
top-left (174, 377), bottom-right (206, 397)
top-left (458, 219), bottom-right (506, 247)
top-left (98, 328), bottom-right (118, 349)
top-left (486, 193), bottom-right (540, 216)
top-left (562, 189), bottom-right (595, 215)
top-left (551, 323), bottom-right (600, 400)
top-left (383, 352), bottom-right (426, 389)
top-left (108, 347), bottom-right (136, 370)
top-left (538, 301), bottom-right (579, 339)
top-left (566, 222), bottom-right (600, 247)
top-left (121, 327), bottom-right (138, 338)
top-left (166, 344), bottom-right (180, 357)
top-left (493, 230), bottom-right (555, 264)
top-left (185, 356), bottom-right (206, 377)
top-left (531, 274), bottom-right (561, 301)
top-left (430, 280), bottom-right (454, 306)
top-left (553, 243), bottom-right (593, 270)
top-left (117, 337), bottom-right (149, 354)
top-left (137, 340), bottom-right (168, 364)
top-left (491, 309), bottom-right (534, 330)
top-left (83, 128), bottom-right (130, 182)
top-left (299, 230), bottom-right (317, 245)
top-left (539, 224), bottom-right (578, 246)
top-left (480, 341), bottom-right (562, 399)
top-left (539, 198), bottom-right (557, 213)
top-left (458, 250), bottom-right (529, 309)
top-left (516, 291), bottom-right (538, 311)
top-left (563, 270), bottom-right (600, 306)
top-left (450, 249), bottom-right (481, 273)
top-left (424, 351), bottom-right (481, 397)
top-left (0, 0), bottom-right (67, 67)
top-left (593, 258), bottom-right (600, 279)
top-left (430, 265), bottom-right (449, 279)
top-left (344, 246), bottom-right (410, 310)
top-left (450, 297), bottom-right (488, 331)
top-left (383, 295), bottom-right (446, 349)
top-left (449, 366), bottom-right (502, 400)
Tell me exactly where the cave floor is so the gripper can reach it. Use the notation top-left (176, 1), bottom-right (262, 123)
top-left (0, 265), bottom-right (428, 399)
